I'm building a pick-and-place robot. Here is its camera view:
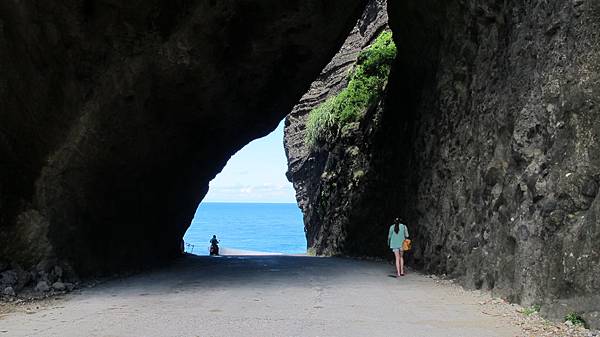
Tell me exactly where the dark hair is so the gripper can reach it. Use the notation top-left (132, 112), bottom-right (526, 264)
top-left (394, 223), bottom-right (399, 234)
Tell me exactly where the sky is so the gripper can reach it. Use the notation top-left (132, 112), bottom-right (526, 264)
top-left (203, 120), bottom-right (297, 203)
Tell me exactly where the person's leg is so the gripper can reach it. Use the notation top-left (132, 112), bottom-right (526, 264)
top-left (400, 250), bottom-right (405, 275)
top-left (394, 250), bottom-right (401, 277)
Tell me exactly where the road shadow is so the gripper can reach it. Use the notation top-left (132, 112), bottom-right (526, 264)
top-left (93, 254), bottom-right (393, 294)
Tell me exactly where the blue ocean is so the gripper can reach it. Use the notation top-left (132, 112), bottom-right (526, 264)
top-left (183, 202), bottom-right (307, 255)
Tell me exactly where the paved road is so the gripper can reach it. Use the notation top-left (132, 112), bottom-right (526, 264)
top-left (0, 255), bottom-right (519, 337)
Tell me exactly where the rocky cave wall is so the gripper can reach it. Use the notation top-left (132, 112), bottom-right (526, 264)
top-left (285, 0), bottom-right (600, 328)
top-left (0, 0), bottom-right (365, 282)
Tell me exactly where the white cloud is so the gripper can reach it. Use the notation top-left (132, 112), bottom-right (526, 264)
top-left (204, 182), bottom-right (296, 203)
top-left (200, 120), bottom-right (296, 203)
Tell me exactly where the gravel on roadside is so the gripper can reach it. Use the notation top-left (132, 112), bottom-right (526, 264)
top-left (425, 274), bottom-right (598, 337)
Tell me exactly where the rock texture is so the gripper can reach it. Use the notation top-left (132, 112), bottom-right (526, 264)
top-left (284, 0), bottom-right (389, 256)
top-left (286, 0), bottom-right (600, 329)
top-left (0, 0), bottom-right (364, 278)
top-left (389, 0), bottom-right (600, 329)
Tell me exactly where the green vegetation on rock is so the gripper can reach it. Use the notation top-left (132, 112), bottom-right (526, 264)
top-left (522, 304), bottom-right (541, 316)
top-left (565, 312), bottom-right (586, 327)
top-left (305, 30), bottom-right (396, 147)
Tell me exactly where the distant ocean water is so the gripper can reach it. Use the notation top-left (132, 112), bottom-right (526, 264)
top-left (183, 202), bottom-right (307, 255)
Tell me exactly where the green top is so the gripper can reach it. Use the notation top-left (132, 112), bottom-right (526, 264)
top-left (388, 224), bottom-right (409, 249)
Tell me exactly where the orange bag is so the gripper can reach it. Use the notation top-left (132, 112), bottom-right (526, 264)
top-left (402, 239), bottom-right (412, 251)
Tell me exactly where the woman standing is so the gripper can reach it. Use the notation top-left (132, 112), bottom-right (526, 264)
top-left (388, 217), bottom-right (409, 277)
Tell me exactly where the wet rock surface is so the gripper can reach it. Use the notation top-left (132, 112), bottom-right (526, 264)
top-left (285, 0), bottom-right (600, 329)
top-left (0, 1), bottom-right (364, 278)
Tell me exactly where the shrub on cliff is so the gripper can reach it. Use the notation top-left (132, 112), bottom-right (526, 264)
top-left (306, 30), bottom-right (396, 147)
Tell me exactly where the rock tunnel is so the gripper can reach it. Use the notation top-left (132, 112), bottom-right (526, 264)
top-left (1, 0), bottom-right (600, 328)
top-left (0, 0), bottom-right (365, 273)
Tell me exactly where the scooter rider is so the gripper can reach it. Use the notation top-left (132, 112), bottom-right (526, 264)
top-left (209, 235), bottom-right (219, 255)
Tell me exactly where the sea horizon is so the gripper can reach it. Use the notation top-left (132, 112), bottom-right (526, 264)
top-left (183, 202), bottom-right (307, 255)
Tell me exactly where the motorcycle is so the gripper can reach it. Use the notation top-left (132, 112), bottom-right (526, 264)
top-left (209, 244), bottom-right (219, 256)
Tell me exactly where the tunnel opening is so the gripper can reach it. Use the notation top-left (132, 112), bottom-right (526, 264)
top-left (0, 0), bottom-right (598, 330)
top-left (183, 120), bottom-right (306, 256)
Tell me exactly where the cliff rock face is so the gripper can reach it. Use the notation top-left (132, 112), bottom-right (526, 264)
top-left (286, 0), bottom-right (600, 328)
top-left (0, 0), bottom-right (364, 280)
top-left (284, 0), bottom-right (389, 256)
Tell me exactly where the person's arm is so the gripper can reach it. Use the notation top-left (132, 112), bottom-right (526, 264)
top-left (404, 224), bottom-right (409, 239)
top-left (387, 227), bottom-right (392, 246)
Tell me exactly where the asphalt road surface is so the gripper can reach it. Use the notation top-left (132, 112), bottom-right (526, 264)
top-left (0, 255), bottom-right (520, 337)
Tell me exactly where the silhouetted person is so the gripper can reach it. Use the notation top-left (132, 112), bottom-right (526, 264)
top-left (209, 235), bottom-right (219, 256)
